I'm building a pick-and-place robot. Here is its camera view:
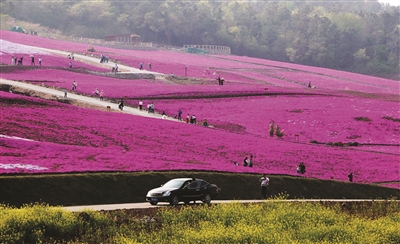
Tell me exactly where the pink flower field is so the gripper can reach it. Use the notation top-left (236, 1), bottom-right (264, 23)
top-left (1, 31), bottom-right (399, 189)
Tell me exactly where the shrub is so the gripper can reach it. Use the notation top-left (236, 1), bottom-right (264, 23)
top-left (347, 142), bottom-right (359, 146)
top-left (355, 117), bottom-right (372, 122)
top-left (275, 125), bottom-right (284, 138)
top-left (382, 116), bottom-right (400, 122)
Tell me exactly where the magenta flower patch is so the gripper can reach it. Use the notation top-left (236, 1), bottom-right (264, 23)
top-left (0, 30), bottom-right (399, 189)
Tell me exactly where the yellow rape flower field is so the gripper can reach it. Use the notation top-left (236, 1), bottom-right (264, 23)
top-left (1, 200), bottom-right (399, 243)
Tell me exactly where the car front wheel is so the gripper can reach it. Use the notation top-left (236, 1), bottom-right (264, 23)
top-left (202, 193), bottom-right (212, 204)
top-left (150, 201), bottom-right (158, 205)
top-left (170, 195), bottom-right (179, 205)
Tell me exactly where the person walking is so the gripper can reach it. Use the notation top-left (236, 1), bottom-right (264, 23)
top-left (161, 111), bottom-right (167, 119)
top-left (139, 100), bottom-right (143, 110)
top-left (348, 172), bottom-right (353, 182)
top-left (260, 174), bottom-right (269, 199)
top-left (217, 76), bottom-right (221, 85)
top-left (118, 98), bottom-right (124, 110)
top-left (191, 115), bottom-right (196, 124)
top-left (243, 157), bottom-right (249, 167)
top-left (99, 90), bottom-right (104, 101)
top-left (71, 81), bottom-right (77, 91)
top-left (269, 122), bottom-right (275, 137)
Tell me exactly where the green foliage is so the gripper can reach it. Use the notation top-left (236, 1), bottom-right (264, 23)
top-left (10, 25), bottom-right (26, 33)
top-left (382, 116), bottom-right (400, 122)
top-left (355, 117), bottom-right (372, 122)
top-left (186, 47), bottom-right (209, 54)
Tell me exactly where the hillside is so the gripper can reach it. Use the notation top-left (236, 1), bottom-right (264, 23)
top-left (0, 30), bottom-right (399, 193)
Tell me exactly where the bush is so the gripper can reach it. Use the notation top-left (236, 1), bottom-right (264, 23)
top-left (87, 44), bottom-right (95, 52)
top-left (382, 116), bottom-right (400, 122)
top-left (347, 142), bottom-right (359, 146)
top-left (275, 125), bottom-right (284, 138)
top-left (355, 117), bottom-right (372, 122)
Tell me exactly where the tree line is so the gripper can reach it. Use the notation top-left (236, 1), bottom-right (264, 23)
top-left (2, 0), bottom-right (399, 79)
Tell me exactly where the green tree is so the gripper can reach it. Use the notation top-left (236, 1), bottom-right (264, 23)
top-left (256, 2), bottom-right (291, 61)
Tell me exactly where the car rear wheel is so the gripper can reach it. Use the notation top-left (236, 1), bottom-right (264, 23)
top-left (150, 201), bottom-right (158, 205)
top-left (170, 195), bottom-right (179, 205)
top-left (202, 193), bottom-right (212, 204)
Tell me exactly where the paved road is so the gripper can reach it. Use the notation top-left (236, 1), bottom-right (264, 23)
top-left (63, 199), bottom-right (397, 212)
top-left (63, 200), bottom-right (268, 211)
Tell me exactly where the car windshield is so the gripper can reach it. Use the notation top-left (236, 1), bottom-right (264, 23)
top-left (162, 179), bottom-right (187, 188)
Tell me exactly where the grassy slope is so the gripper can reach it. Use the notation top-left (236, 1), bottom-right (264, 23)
top-left (0, 172), bottom-right (399, 207)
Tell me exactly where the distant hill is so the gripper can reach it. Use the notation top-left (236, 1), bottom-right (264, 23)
top-left (1, 0), bottom-right (399, 79)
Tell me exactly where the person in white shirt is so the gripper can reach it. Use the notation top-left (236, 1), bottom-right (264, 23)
top-left (139, 100), bottom-right (143, 110)
top-left (260, 174), bottom-right (269, 199)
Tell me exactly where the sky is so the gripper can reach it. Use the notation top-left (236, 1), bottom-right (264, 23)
top-left (378, 0), bottom-right (399, 6)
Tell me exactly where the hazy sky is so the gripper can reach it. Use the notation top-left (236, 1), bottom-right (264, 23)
top-left (378, 0), bottom-right (399, 6)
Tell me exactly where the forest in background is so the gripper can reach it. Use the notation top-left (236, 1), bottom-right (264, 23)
top-left (1, 0), bottom-right (399, 79)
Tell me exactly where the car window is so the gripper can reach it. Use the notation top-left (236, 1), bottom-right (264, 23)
top-left (187, 181), bottom-right (200, 189)
top-left (200, 181), bottom-right (206, 187)
top-left (163, 179), bottom-right (187, 188)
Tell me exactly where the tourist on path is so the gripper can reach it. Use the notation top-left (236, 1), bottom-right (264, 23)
top-left (260, 174), bottom-right (269, 199)
top-left (139, 100), bottom-right (143, 110)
